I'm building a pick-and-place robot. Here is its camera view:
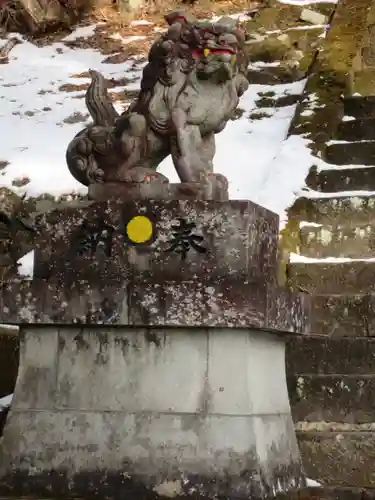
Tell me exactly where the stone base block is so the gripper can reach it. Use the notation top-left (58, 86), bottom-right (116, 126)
top-left (0, 326), bottom-right (306, 499)
top-left (31, 199), bottom-right (278, 283)
top-left (0, 278), bottom-right (310, 333)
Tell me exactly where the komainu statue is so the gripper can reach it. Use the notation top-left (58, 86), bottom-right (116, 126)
top-left (66, 11), bottom-right (249, 197)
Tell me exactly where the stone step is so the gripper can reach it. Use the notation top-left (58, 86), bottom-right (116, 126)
top-left (288, 373), bottom-right (375, 423)
top-left (324, 141), bottom-right (375, 166)
top-left (247, 66), bottom-right (301, 85)
top-left (297, 430), bottom-right (375, 487)
top-left (288, 195), bottom-right (375, 226)
top-left (288, 261), bottom-right (375, 294)
top-left (294, 487), bottom-right (375, 500)
top-left (299, 223), bottom-right (375, 259)
top-left (310, 293), bottom-right (375, 336)
top-left (286, 337), bottom-right (375, 374)
top-left (335, 119), bottom-right (375, 142)
top-left (306, 165), bottom-right (375, 193)
top-left (343, 95), bottom-right (375, 119)
top-left (311, 293), bottom-right (375, 338)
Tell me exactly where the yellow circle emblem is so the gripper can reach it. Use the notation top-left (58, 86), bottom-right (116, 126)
top-left (126, 215), bottom-right (153, 244)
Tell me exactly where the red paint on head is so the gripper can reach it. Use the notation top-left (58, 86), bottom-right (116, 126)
top-left (192, 48), bottom-right (235, 57)
top-left (168, 14), bottom-right (188, 24)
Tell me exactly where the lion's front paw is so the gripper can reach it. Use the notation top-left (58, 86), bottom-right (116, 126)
top-left (86, 155), bottom-right (105, 184)
top-left (93, 168), bottom-right (105, 183)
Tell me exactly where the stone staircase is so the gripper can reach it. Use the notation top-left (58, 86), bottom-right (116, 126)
top-left (289, 95), bottom-right (375, 332)
top-left (284, 0), bottom-right (375, 488)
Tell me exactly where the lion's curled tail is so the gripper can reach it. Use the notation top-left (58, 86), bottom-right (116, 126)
top-left (86, 69), bottom-right (119, 127)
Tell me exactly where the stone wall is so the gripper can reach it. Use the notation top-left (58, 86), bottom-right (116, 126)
top-left (286, 336), bottom-right (375, 486)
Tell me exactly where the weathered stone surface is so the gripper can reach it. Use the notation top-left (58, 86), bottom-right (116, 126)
top-left (309, 294), bottom-right (375, 336)
top-left (299, 222), bottom-right (375, 258)
top-left (288, 375), bottom-right (375, 423)
top-left (266, 285), bottom-right (310, 334)
top-left (288, 195), bottom-right (375, 225)
top-left (343, 96), bottom-right (375, 119)
top-left (306, 165), bottom-right (375, 193)
top-left (296, 486), bottom-right (375, 500)
top-left (286, 337), bottom-right (375, 374)
top-left (286, 339), bottom-right (375, 424)
top-left (289, 261), bottom-right (375, 294)
top-left (0, 326), bottom-right (306, 499)
top-left (32, 200), bottom-right (278, 284)
top-left (88, 177), bottom-right (229, 202)
top-left (247, 66), bottom-right (302, 85)
top-left (0, 279), bottom-right (128, 325)
top-left (129, 280), bottom-right (268, 329)
top-left (350, 69), bottom-right (375, 97)
top-left (297, 430), bottom-right (375, 486)
top-left (324, 141), bottom-right (375, 166)
top-left (335, 118), bottom-right (375, 142)
top-left (0, 278), bottom-right (310, 333)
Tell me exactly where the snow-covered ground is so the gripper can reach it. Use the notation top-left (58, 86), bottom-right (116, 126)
top-left (0, 30), bottom-right (143, 199)
top-left (0, 394), bottom-right (13, 411)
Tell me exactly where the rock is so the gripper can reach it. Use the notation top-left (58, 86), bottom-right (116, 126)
top-left (300, 8), bottom-right (328, 26)
top-left (0, 189), bottom-right (22, 219)
top-left (343, 96), bottom-right (375, 118)
top-left (277, 33), bottom-right (291, 45)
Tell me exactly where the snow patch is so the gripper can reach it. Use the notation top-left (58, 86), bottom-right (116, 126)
top-left (300, 188), bottom-right (375, 199)
top-left (0, 394), bottom-right (13, 410)
top-left (17, 250), bottom-right (35, 279)
top-left (110, 33), bottom-right (147, 44)
top-left (212, 12), bottom-right (252, 22)
top-left (131, 20), bottom-right (153, 26)
top-left (290, 253), bottom-right (375, 263)
top-left (62, 24), bottom-right (103, 42)
top-left (306, 478), bottom-right (322, 487)
top-left (278, 0), bottom-right (337, 4)
top-left (299, 221), bottom-right (322, 228)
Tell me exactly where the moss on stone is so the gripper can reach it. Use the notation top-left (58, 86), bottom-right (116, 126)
top-left (245, 1), bottom-right (336, 34)
top-left (351, 68), bottom-right (375, 96)
top-left (249, 110), bottom-right (272, 120)
top-left (288, 0), bottom-right (375, 151)
top-left (309, 2), bottom-right (336, 16)
top-left (277, 220), bottom-right (303, 288)
top-left (245, 36), bottom-right (293, 63)
top-left (280, 219), bottom-right (302, 255)
top-left (245, 4), bottom-right (303, 32)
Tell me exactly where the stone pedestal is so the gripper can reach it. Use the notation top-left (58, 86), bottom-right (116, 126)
top-left (0, 325), bottom-right (305, 500)
top-left (88, 173), bottom-right (229, 202)
top-left (0, 198), bottom-right (310, 500)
